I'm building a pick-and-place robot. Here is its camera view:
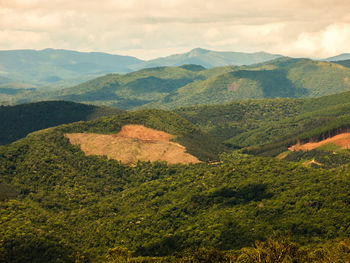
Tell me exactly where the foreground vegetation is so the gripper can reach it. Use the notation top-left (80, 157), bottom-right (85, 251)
top-left (1, 109), bottom-right (349, 262)
top-left (104, 235), bottom-right (350, 263)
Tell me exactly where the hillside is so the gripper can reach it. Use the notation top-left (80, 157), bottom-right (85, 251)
top-left (175, 90), bottom-right (350, 157)
top-left (0, 101), bottom-right (124, 145)
top-left (0, 110), bottom-right (349, 261)
top-left (65, 125), bottom-right (201, 165)
top-left (55, 109), bottom-right (225, 161)
top-left (158, 58), bottom-right (350, 109)
top-left (333, 59), bottom-right (350, 68)
top-left (12, 57), bottom-right (350, 110)
top-left (55, 66), bottom-right (204, 109)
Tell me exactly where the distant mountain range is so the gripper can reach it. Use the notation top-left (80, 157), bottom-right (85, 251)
top-left (0, 49), bottom-right (143, 88)
top-left (132, 48), bottom-right (282, 69)
top-left (0, 48), bottom-right (282, 89)
top-left (5, 57), bottom-right (350, 109)
top-left (3, 48), bottom-right (350, 108)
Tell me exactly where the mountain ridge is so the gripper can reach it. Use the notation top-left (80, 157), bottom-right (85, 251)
top-left (0, 48), bottom-right (282, 91)
top-left (132, 48), bottom-right (282, 69)
top-left (13, 57), bottom-right (350, 110)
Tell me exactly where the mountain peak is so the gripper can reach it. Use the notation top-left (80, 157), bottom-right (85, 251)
top-left (188, 48), bottom-right (210, 56)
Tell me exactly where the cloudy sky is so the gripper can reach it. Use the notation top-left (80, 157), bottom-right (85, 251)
top-left (1, 0), bottom-right (350, 59)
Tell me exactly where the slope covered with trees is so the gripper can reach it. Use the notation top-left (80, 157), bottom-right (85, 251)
top-left (2, 89), bottom-right (350, 261)
top-left (175, 90), bottom-right (350, 156)
top-left (0, 101), bottom-right (124, 145)
top-left (0, 115), bottom-right (349, 261)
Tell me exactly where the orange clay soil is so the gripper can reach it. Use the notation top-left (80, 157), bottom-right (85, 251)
top-left (289, 133), bottom-right (350, 151)
top-left (65, 124), bottom-right (201, 165)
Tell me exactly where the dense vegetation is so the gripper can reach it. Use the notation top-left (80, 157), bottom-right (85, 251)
top-left (55, 109), bottom-right (225, 161)
top-left (284, 149), bottom-right (350, 169)
top-left (175, 91), bottom-right (350, 156)
top-left (4, 57), bottom-right (350, 109)
top-left (0, 101), bottom-right (124, 145)
top-left (1, 108), bottom-right (350, 262)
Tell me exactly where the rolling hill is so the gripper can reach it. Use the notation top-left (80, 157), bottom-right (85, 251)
top-left (13, 57), bottom-right (350, 110)
top-left (175, 90), bottom-right (350, 157)
top-left (6, 50), bottom-right (350, 109)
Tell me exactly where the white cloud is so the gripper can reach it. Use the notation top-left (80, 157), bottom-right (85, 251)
top-left (0, 0), bottom-right (350, 59)
top-left (277, 23), bottom-right (350, 58)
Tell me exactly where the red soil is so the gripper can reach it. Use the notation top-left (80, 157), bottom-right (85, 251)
top-left (289, 133), bottom-right (350, 151)
top-left (65, 125), bottom-right (200, 165)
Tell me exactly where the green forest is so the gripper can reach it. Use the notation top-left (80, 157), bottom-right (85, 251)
top-left (0, 101), bottom-right (124, 145)
top-left (1, 105), bottom-right (350, 262)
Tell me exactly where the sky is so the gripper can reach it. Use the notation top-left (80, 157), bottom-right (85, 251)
top-left (0, 0), bottom-right (350, 60)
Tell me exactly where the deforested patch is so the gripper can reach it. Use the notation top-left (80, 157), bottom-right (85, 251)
top-left (65, 124), bottom-right (201, 165)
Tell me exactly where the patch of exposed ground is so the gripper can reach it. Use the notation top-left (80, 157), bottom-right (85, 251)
top-left (303, 159), bottom-right (323, 167)
top-left (65, 124), bottom-right (201, 165)
top-left (289, 133), bottom-right (350, 151)
top-left (276, 152), bottom-right (289, 160)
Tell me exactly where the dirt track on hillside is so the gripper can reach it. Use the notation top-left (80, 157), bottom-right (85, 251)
top-left (289, 133), bottom-right (350, 151)
top-left (65, 125), bottom-right (200, 165)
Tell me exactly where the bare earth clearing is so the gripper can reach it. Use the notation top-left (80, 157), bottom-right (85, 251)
top-left (65, 124), bottom-right (200, 164)
top-left (289, 133), bottom-right (350, 151)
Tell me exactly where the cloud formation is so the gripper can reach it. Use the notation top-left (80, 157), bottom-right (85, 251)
top-left (0, 0), bottom-right (349, 59)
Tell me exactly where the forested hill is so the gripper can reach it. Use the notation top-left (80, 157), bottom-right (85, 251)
top-left (0, 106), bottom-right (349, 262)
top-left (0, 101), bottom-right (124, 145)
top-left (10, 57), bottom-right (350, 110)
top-left (54, 109), bottom-right (226, 161)
top-left (4, 88), bottom-right (350, 153)
top-left (175, 90), bottom-right (350, 156)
